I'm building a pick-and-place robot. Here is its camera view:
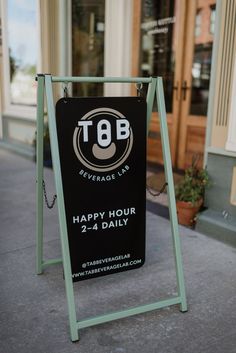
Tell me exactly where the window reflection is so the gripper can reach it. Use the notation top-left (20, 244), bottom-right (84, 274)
top-left (210, 5), bottom-right (216, 34)
top-left (140, 0), bottom-right (175, 113)
top-left (72, 0), bottom-right (105, 97)
top-left (195, 11), bottom-right (201, 37)
top-left (190, 43), bottom-right (212, 116)
top-left (7, 0), bottom-right (37, 106)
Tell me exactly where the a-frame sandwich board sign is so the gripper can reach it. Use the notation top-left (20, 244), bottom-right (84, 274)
top-left (36, 75), bottom-right (187, 342)
top-left (57, 95), bottom-right (147, 281)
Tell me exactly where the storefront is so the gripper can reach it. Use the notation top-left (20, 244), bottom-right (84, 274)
top-left (0, 0), bottom-right (235, 243)
top-left (70, 0), bottom-right (216, 169)
top-left (0, 0), bottom-right (215, 169)
top-left (131, 0), bottom-right (216, 169)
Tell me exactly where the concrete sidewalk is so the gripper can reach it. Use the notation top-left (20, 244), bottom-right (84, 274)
top-left (0, 149), bottom-right (236, 353)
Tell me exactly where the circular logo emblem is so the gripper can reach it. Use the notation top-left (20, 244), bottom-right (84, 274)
top-left (73, 108), bottom-right (133, 172)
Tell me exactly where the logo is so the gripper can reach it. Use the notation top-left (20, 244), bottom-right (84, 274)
top-left (73, 108), bottom-right (133, 172)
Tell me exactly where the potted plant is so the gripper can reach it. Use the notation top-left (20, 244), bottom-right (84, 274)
top-left (175, 157), bottom-right (210, 226)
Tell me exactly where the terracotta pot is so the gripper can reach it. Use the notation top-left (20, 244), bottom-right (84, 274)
top-left (176, 199), bottom-right (203, 226)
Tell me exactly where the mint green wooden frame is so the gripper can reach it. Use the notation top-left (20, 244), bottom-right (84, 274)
top-left (36, 74), bottom-right (187, 341)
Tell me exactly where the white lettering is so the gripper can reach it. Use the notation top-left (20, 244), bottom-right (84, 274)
top-left (73, 216), bottom-right (80, 224)
top-left (80, 215), bottom-right (87, 222)
top-left (116, 209), bottom-right (123, 217)
top-left (99, 212), bottom-right (105, 219)
top-left (102, 222), bottom-right (108, 229)
top-left (109, 210), bottom-right (115, 218)
top-left (109, 207), bottom-right (136, 218)
top-left (116, 119), bottom-right (130, 140)
top-left (102, 218), bottom-right (128, 229)
top-left (131, 207), bottom-right (136, 215)
top-left (87, 214), bottom-right (93, 221)
top-left (78, 121), bottom-right (93, 142)
top-left (123, 218), bottom-right (128, 226)
top-left (97, 119), bottom-right (111, 147)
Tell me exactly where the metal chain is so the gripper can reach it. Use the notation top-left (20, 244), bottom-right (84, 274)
top-left (63, 85), bottom-right (68, 98)
top-left (135, 82), bottom-right (143, 97)
top-left (146, 182), bottom-right (168, 197)
top-left (62, 82), bottom-right (69, 101)
top-left (42, 180), bottom-right (57, 209)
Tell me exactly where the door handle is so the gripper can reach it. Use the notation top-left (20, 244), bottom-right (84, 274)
top-left (173, 81), bottom-right (180, 100)
top-left (181, 80), bottom-right (191, 100)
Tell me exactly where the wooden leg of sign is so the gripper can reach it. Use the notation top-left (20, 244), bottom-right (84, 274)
top-left (36, 75), bottom-right (45, 275)
top-left (156, 78), bottom-right (187, 313)
top-left (45, 75), bottom-right (79, 341)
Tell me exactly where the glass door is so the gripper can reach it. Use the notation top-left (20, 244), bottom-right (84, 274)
top-left (72, 0), bottom-right (105, 97)
top-left (140, 1), bottom-right (176, 113)
top-left (133, 0), bottom-right (216, 168)
top-left (177, 0), bottom-right (216, 168)
top-left (135, 0), bottom-right (186, 165)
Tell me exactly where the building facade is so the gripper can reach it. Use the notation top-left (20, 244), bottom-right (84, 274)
top-left (196, 0), bottom-right (236, 243)
top-left (0, 0), bottom-right (235, 241)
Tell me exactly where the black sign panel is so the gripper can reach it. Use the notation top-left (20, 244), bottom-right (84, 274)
top-left (56, 97), bottom-right (146, 282)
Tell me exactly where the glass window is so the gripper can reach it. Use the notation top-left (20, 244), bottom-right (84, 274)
top-left (72, 0), bottom-right (105, 97)
top-left (190, 43), bottom-right (212, 116)
top-left (140, 0), bottom-right (176, 113)
top-left (210, 5), bottom-right (216, 35)
top-left (195, 10), bottom-right (201, 37)
top-left (7, 0), bottom-right (38, 106)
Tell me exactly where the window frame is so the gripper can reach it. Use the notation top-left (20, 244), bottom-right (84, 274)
top-left (0, 0), bottom-right (41, 121)
top-left (68, 0), bottom-right (133, 97)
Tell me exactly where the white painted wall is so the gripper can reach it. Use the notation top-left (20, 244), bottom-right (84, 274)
top-left (104, 0), bottom-right (133, 96)
top-left (8, 121), bottom-right (35, 145)
top-left (0, 92), bottom-right (2, 139)
top-left (59, 0), bottom-right (70, 76)
top-left (226, 56), bottom-right (236, 152)
top-left (0, 66), bottom-right (2, 139)
top-left (0, 2), bottom-right (3, 138)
